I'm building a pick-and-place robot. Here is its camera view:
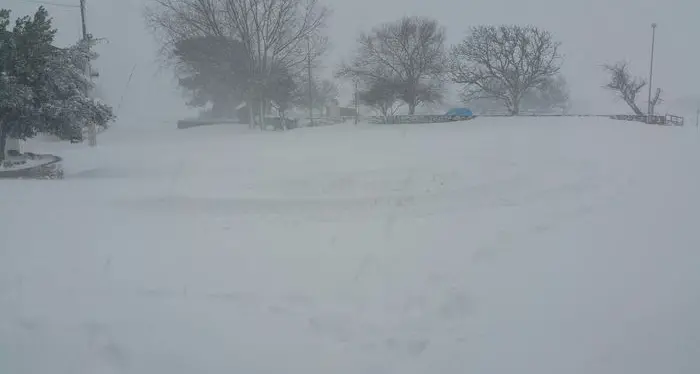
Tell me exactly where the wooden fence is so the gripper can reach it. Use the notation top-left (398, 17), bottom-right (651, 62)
top-left (666, 114), bottom-right (684, 126)
top-left (369, 113), bottom-right (685, 126)
top-left (174, 113), bottom-right (685, 129)
top-left (609, 114), bottom-right (685, 126)
top-left (369, 114), bottom-right (475, 124)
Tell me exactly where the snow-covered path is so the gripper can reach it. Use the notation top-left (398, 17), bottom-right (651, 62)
top-left (2, 117), bottom-right (700, 373)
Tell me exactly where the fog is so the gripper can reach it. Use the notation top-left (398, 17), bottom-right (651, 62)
top-left (7, 0), bottom-right (700, 122)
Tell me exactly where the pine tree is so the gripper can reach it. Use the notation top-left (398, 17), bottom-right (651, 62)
top-left (0, 7), bottom-right (55, 159)
top-left (38, 38), bottom-right (114, 140)
top-left (0, 7), bottom-right (114, 161)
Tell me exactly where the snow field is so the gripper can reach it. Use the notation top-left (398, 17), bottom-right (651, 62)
top-left (1, 117), bottom-right (700, 374)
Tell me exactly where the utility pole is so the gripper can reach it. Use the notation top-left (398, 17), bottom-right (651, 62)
top-left (80, 0), bottom-right (87, 41)
top-left (81, 0), bottom-right (97, 146)
top-left (647, 23), bottom-right (657, 118)
top-left (354, 80), bottom-right (359, 125)
top-left (306, 37), bottom-right (314, 127)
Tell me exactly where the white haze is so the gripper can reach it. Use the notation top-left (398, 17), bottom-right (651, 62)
top-left (5, 0), bottom-right (700, 122)
top-left (3, 1), bottom-right (700, 373)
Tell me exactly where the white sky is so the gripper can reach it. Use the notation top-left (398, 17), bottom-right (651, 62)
top-left (5, 0), bottom-right (700, 122)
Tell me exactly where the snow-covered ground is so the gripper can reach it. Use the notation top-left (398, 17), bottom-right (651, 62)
top-left (1, 117), bottom-right (700, 374)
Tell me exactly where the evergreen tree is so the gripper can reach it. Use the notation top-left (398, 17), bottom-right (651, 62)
top-left (0, 7), bottom-right (114, 160)
top-left (173, 36), bottom-right (249, 118)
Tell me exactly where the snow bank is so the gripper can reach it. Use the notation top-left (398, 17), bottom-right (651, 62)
top-left (1, 117), bottom-right (699, 374)
top-left (0, 157), bottom-right (52, 172)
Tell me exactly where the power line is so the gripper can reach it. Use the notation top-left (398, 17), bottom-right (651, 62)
top-left (13, 0), bottom-right (79, 8)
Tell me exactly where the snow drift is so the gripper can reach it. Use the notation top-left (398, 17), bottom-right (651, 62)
top-left (1, 117), bottom-right (699, 374)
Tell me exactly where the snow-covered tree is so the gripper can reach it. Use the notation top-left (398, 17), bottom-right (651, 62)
top-left (0, 7), bottom-right (114, 160)
top-left (1, 7), bottom-right (53, 158)
top-left (35, 39), bottom-right (113, 139)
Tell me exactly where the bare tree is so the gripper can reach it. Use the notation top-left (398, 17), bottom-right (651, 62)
top-left (338, 16), bottom-right (447, 114)
top-left (358, 79), bottom-right (403, 122)
top-left (145, 0), bottom-right (224, 61)
top-left (602, 62), bottom-right (647, 116)
top-left (145, 0), bottom-right (329, 129)
top-left (266, 65), bottom-right (298, 128)
top-left (296, 78), bottom-right (338, 116)
top-left (396, 79), bottom-right (444, 113)
top-left (450, 25), bottom-right (562, 115)
top-left (222, 0), bottom-right (328, 128)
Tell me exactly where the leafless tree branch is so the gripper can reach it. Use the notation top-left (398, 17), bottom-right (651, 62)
top-left (145, 0), bottom-right (329, 128)
top-left (602, 61), bottom-right (646, 116)
top-left (337, 16), bottom-right (447, 114)
top-left (449, 25), bottom-right (562, 115)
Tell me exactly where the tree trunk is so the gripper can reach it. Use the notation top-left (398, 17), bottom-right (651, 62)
top-left (408, 103), bottom-right (416, 115)
top-left (247, 101), bottom-right (255, 129)
top-left (510, 94), bottom-right (521, 116)
top-left (259, 99), bottom-right (266, 130)
top-left (407, 82), bottom-right (418, 115)
top-left (627, 99), bottom-right (644, 116)
top-left (510, 104), bottom-right (519, 116)
top-left (0, 125), bottom-right (7, 162)
top-left (381, 106), bottom-right (390, 124)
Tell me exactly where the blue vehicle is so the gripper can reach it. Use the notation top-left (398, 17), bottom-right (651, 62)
top-left (445, 108), bottom-right (474, 117)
